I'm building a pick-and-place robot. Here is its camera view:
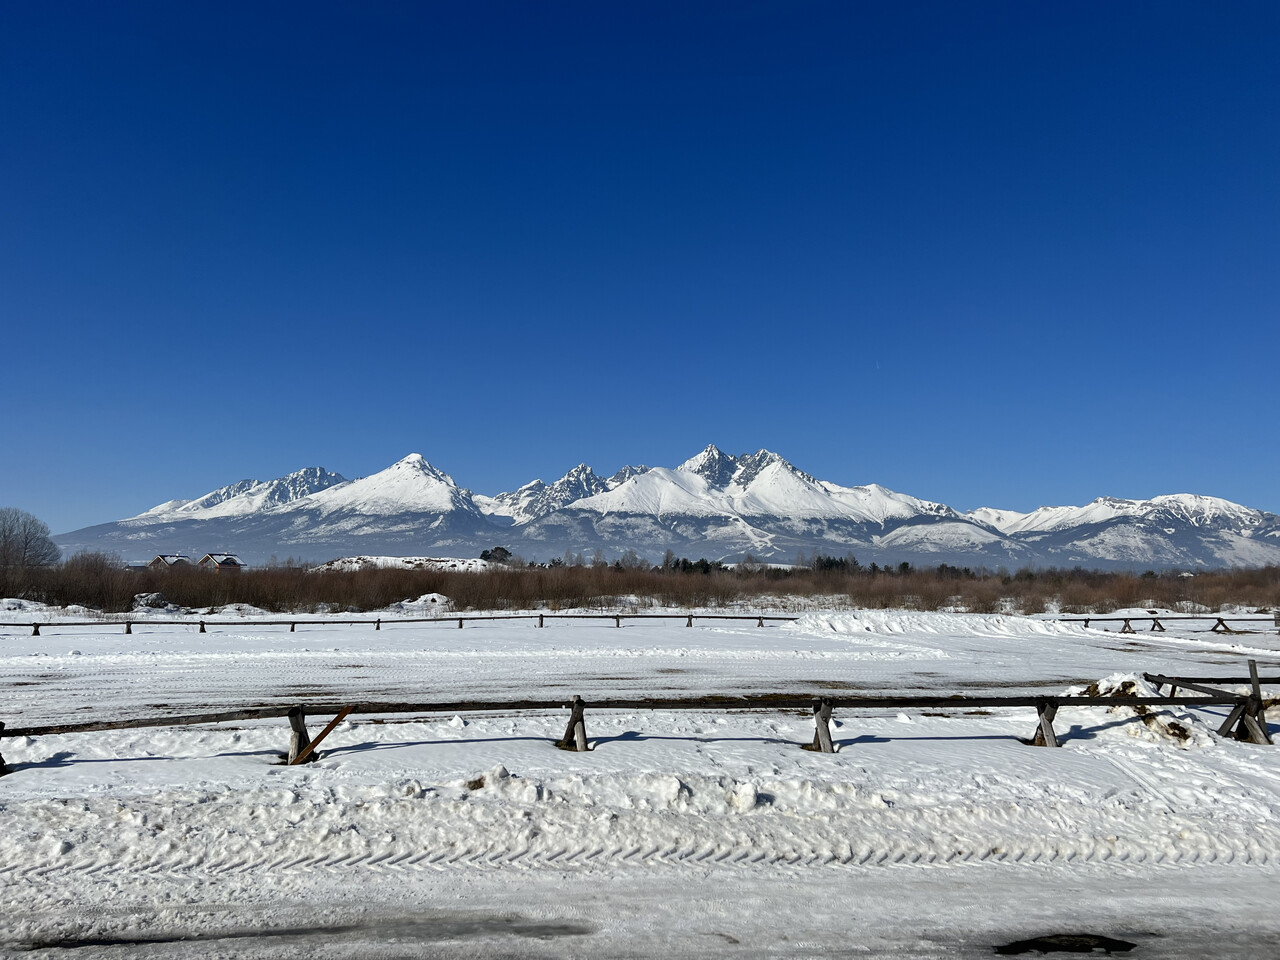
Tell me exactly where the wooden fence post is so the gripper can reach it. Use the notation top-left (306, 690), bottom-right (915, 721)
top-left (686, 615), bottom-right (693, 627)
top-left (199, 620), bottom-right (206, 634)
top-left (757, 617), bottom-right (764, 627)
top-left (614, 616), bottom-right (621, 628)
top-left (538, 614), bottom-right (544, 628)
top-left (1150, 618), bottom-right (1165, 632)
top-left (0, 722), bottom-right (8, 776)
top-left (290, 622), bottom-right (296, 632)
top-left (1120, 619), bottom-right (1135, 634)
top-left (287, 705), bottom-right (316, 764)
top-left (31, 624), bottom-right (39, 636)
top-left (556, 695), bottom-right (588, 752)
top-left (805, 698), bottom-right (835, 753)
top-left (289, 706), bottom-right (354, 765)
top-left (375, 618), bottom-right (381, 631)
top-left (1247, 660), bottom-right (1273, 744)
top-left (458, 618), bottom-right (464, 629)
top-left (124, 622), bottom-right (132, 635)
top-left (1031, 701), bottom-right (1059, 747)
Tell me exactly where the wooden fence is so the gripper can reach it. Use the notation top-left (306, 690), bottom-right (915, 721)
top-left (1055, 614), bottom-right (1278, 634)
top-left (2, 663), bottom-right (1273, 776)
top-left (8, 613), bottom-right (800, 636)
top-left (8, 612), bottom-right (1276, 638)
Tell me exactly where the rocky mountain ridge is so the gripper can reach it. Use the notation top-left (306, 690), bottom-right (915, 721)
top-left (53, 447), bottom-right (1280, 570)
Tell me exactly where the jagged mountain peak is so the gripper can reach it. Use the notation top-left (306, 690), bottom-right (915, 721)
top-left (129, 466), bottom-right (348, 522)
top-left (734, 449), bottom-right (817, 488)
top-left (607, 464), bottom-right (651, 488)
top-left (678, 444), bottom-right (738, 487)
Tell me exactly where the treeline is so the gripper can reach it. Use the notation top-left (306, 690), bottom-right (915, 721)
top-left (4, 550), bottom-right (1279, 615)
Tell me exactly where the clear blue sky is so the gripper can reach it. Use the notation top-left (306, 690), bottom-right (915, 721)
top-left (3, 1), bottom-right (1278, 534)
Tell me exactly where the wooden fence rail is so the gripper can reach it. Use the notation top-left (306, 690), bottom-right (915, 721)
top-left (1056, 614), bottom-right (1277, 634)
top-left (3, 662), bottom-right (1273, 774)
top-left (6, 613), bottom-right (801, 636)
top-left (7, 613), bottom-right (1276, 637)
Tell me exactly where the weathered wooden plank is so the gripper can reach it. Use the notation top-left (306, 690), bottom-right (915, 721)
top-left (1032, 702), bottom-right (1059, 747)
top-left (1239, 708), bottom-right (1272, 746)
top-left (289, 706), bottom-right (354, 765)
top-left (2, 706), bottom-right (295, 738)
top-left (1144, 672), bottom-right (1280, 686)
top-left (1217, 702), bottom-right (1248, 738)
top-left (806, 699), bottom-right (835, 753)
top-left (556, 696), bottom-right (588, 752)
top-left (1, 692), bottom-right (1250, 742)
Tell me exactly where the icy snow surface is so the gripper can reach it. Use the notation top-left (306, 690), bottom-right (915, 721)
top-left (2, 608), bottom-right (1279, 956)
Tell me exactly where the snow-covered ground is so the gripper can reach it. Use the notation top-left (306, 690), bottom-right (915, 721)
top-left (2, 607), bottom-right (1279, 957)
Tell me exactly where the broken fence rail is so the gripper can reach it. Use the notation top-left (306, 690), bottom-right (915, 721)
top-left (9, 613), bottom-right (800, 636)
top-left (2, 675), bottom-right (1272, 775)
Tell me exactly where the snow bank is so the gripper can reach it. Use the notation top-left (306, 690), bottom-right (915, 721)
top-left (791, 610), bottom-right (1096, 640)
top-left (386, 593), bottom-right (454, 614)
top-left (312, 556), bottom-right (492, 573)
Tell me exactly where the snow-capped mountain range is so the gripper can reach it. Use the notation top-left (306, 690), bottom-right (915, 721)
top-left (54, 447), bottom-right (1280, 569)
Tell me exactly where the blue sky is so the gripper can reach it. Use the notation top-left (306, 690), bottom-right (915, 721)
top-left (3, 1), bottom-right (1278, 534)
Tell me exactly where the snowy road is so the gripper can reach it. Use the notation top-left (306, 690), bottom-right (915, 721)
top-left (2, 609), bottom-right (1279, 956)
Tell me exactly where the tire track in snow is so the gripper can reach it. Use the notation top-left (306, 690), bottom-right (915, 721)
top-left (16, 828), bottom-right (1279, 884)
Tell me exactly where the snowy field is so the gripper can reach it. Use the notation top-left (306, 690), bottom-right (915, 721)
top-left (2, 607), bottom-right (1279, 957)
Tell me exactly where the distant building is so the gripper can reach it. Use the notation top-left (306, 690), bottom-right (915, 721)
top-left (198, 553), bottom-right (245, 572)
top-left (148, 555), bottom-right (191, 570)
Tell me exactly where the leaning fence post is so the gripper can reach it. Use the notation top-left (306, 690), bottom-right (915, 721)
top-left (556, 695), bottom-right (588, 752)
top-left (1120, 619), bottom-right (1134, 634)
top-left (686, 615), bottom-right (693, 627)
top-left (757, 617), bottom-right (764, 627)
top-left (1031, 701), bottom-right (1059, 747)
top-left (1247, 660), bottom-right (1273, 744)
top-left (289, 706), bottom-right (354, 765)
top-left (1217, 700), bottom-right (1249, 738)
top-left (1150, 618), bottom-right (1165, 632)
top-left (287, 705), bottom-right (316, 764)
top-left (805, 698), bottom-right (835, 753)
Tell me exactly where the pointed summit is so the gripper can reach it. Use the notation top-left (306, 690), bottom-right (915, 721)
top-left (607, 464), bottom-right (650, 488)
top-left (127, 466), bottom-right (348, 521)
top-left (678, 444), bottom-right (738, 488)
top-left (307, 453), bottom-right (474, 516)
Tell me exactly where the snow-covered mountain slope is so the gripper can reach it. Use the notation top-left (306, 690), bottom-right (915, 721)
top-left (126, 467), bottom-right (348, 522)
top-left (53, 447), bottom-right (1280, 569)
top-left (302, 455), bottom-right (476, 518)
top-left (967, 494), bottom-right (1267, 536)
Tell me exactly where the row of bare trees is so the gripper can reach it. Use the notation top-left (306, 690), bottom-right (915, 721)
top-left (4, 552), bottom-right (1278, 615)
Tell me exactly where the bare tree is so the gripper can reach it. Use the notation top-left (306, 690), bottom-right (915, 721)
top-left (0, 507), bottom-right (62, 568)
